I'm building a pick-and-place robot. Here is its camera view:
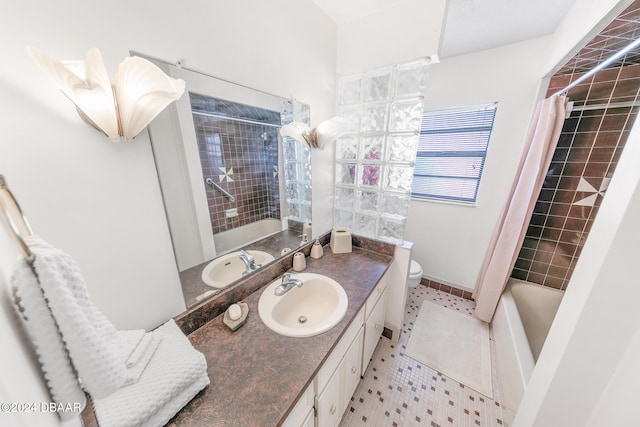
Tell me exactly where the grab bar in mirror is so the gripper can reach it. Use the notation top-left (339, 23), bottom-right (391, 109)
top-left (205, 177), bottom-right (236, 202)
top-left (0, 174), bottom-right (35, 263)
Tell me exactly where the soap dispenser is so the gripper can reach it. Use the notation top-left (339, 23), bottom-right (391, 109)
top-left (310, 239), bottom-right (324, 259)
top-left (303, 221), bottom-right (312, 241)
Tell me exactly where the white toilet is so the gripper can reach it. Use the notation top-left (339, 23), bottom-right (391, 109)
top-left (406, 259), bottom-right (423, 304)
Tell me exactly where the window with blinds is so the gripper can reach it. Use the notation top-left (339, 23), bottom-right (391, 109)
top-left (411, 102), bottom-right (497, 204)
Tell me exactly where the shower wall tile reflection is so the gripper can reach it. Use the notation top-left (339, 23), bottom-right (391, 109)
top-left (512, 64), bottom-right (640, 290)
top-left (191, 94), bottom-right (281, 235)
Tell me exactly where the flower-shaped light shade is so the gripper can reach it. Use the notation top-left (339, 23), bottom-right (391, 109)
top-left (27, 47), bottom-right (185, 142)
top-left (280, 122), bottom-right (312, 146)
top-left (280, 116), bottom-right (349, 149)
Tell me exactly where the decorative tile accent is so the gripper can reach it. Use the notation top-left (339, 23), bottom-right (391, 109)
top-left (572, 177), bottom-right (610, 206)
top-left (339, 285), bottom-right (514, 427)
top-left (218, 167), bottom-right (234, 183)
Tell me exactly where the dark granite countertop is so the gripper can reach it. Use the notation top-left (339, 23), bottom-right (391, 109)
top-left (167, 245), bottom-right (392, 427)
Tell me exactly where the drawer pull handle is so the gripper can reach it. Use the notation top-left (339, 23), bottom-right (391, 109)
top-left (377, 287), bottom-right (382, 293)
top-left (330, 405), bottom-right (336, 415)
top-left (375, 324), bottom-right (379, 330)
top-left (351, 366), bottom-right (357, 374)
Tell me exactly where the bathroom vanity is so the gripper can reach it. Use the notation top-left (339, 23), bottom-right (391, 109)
top-left (166, 244), bottom-right (392, 426)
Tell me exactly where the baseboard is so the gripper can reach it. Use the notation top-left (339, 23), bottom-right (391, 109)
top-left (419, 278), bottom-right (474, 300)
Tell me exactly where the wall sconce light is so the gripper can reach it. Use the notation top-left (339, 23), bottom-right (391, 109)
top-left (27, 47), bottom-right (185, 142)
top-left (280, 116), bottom-right (349, 149)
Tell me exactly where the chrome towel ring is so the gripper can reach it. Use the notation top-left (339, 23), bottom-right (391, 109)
top-left (0, 174), bottom-right (34, 263)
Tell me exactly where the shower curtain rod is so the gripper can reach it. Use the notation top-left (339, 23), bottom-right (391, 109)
top-left (554, 37), bottom-right (640, 97)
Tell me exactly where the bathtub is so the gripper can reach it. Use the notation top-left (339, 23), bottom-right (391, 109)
top-left (491, 278), bottom-right (564, 412)
top-left (213, 218), bottom-right (283, 255)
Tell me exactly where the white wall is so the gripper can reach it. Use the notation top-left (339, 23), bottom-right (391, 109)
top-left (384, 242), bottom-right (412, 340)
top-left (0, 1), bottom-right (336, 424)
top-left (336, 0), bottom-right (447, 75)
top-left (586, 324), bottom-right (640, 427)
top-left (405, 36), bottom-right (550, 291)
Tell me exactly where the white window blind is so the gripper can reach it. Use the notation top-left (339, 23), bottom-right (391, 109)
top-left (411, 102), bottom-right (497, 203)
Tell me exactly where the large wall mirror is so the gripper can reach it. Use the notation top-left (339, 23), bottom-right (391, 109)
top-left (136, 52), bottom-right (312, 309)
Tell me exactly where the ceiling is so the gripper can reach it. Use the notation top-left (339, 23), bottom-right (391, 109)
top-left (311, 0), bottom-right (408, 25)
top-left (313, 0), bottom-right (577, 58)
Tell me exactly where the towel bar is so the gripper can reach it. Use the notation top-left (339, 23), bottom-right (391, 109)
top-left (0, 174), bottom-right (34, 263)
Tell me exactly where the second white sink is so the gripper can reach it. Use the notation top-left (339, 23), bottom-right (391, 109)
top-left (258, 273), bottom-right (348, 337)
top-left (201, 250), bottom-right (275, 288)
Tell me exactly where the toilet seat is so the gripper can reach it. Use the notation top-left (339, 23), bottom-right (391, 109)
top-left (409, 259), bottom-right (422, 278)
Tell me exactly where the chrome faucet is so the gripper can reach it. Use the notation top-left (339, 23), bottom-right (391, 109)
top-left (274, 272), bottom-right (304, 296)
top-left (239, 249), bottom-right (261, 275)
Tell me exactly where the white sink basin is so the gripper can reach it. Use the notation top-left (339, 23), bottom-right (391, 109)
top-left (258, 273), bottom-right (348, 337)
top-left (201, 250), bottom-right (275, 288)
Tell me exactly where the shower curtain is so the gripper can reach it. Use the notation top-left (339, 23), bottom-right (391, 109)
top-left (473, 94), bottom-right (567, 323)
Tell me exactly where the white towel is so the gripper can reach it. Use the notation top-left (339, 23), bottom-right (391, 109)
top-left (123, 333), bottom-right (160, 386)
top-left (92, 319), bottom-right (209, 427)
top-left (10, 258), bottom-right (86, 420)
top-left (121, 330), bottom-right (156, 368)
top-left (119, 329), bottom-right (161, 385)
top-left (119, 329), bottom-right (145, 366)
top-left (143, 374), bottom-right (209, 427)
top-left (26, 236), bottom-right (127, 398)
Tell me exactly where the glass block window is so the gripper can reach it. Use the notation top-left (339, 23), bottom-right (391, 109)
top-left (411, 103), bottom-right (497, 204)
top-left (281, 99), bottom-right (312, 222)
top-left (335, 58), bottom-right (430, 243)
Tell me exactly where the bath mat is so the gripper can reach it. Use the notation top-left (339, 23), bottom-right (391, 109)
top-left (406, 300), bottom-right (493, 398)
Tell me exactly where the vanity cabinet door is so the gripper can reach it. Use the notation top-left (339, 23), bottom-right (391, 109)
top-left (362, 289), bottom-right (387, 376)
top-left (364, 272), bottom-right (388, 319)
top-left (316, 365), bottom-right (342, 427)
top-left (341, 327), bottom-right (364, 409)
top-left (282, 382), bottom-right (314, 427)
top-left (300, 409), bottom-right (314, 427)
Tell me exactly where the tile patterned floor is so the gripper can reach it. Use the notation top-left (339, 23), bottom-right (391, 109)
top-left (339, 285), bottom-right (516, 427)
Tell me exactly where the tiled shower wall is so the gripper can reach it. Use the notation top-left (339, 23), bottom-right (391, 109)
top-left (191, 94), bottom-right (281, 235)
top-left (512, 64), bottom-right (640, 289)
top-left (512, 0), bottom-right (640, 290)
